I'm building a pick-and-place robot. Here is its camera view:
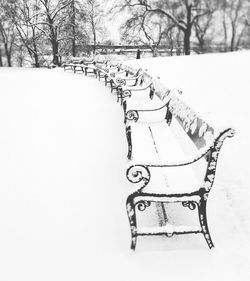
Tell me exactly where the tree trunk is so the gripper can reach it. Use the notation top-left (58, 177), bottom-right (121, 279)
top-left (0, 48), bottom-right (2, 66)
top-left (230, 24), bottom-right (236, 51)
top-left (184, 5), bottom-right (192, 55)
top-left (72, 37), bottom-right (76, 57)
top-left (92, 19), bottom-right (96, 56)
top-left (32, 29), bottom-right (40, 67)
top-left (72, 0), bottom-right (76, 57)
top-left (93, 31), bottom-right (96, 55)
top-left (169, 41), bottom-right (173, 56)
top-left (152, 47), bottom-right (158, 57)
top-left (34, 52), bottom-right (40, 67)
top-left (184, 28), bottom-right (191, 55)
top-left (48, 17), bottom-right (60, 66)
top-left (4, 43), bottom-right (11, 67)
top-left (199, 37), bottom-right (205, 54)
top-left (52, 39), bottom-right (59, 65)
top-left (222, 13), bottom-right (228, 52)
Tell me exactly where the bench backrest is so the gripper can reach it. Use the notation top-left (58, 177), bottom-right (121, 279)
top-left (166, 94), bottom-right (214, 150)
top-left (125, 67), bottom-right (139, 77)
top-left (166, 92), bottom-right (235, 192)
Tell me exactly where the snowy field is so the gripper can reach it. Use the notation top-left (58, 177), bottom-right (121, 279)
top-left (0, 51), bottom-right (250, 281)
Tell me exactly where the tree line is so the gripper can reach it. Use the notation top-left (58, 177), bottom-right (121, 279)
top-left (0, 0), bottom-right (105, 67)
top-left (119, 0), bottom-right (250, 56)
top-left (1, 0), bottom-right (250, 67)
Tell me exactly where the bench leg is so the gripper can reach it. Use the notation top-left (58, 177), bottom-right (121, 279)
top-left (198, 198), bottom-right (214, 249)
top-left (126, 126), bottom-right (132, 160)
top-left (123, 101), bottom-right (127, 124)
top-left (126, 194), bottom-right (137, 250)
top-left (120, 95), bottom-right (124, 106)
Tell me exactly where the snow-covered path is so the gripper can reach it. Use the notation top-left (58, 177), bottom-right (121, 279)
top-left (0, 66), bottom-right (250, 281)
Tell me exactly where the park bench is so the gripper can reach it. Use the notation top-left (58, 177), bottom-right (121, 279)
top-left (71, 59), bottom-right (97, 74)
top-left (84, 59), bottom-right (109, 76)
top-left (63, 57), bottom-right (85, 71)
top-left (64, 57), bottom-right (109, 76)
top-left (116, 70), bottom-right (153, 104)
top-left (124, 88), bottom-right (235, 250)
top-left (63, 57), bottom-right (95, 73)
top-left (109, 68), bottom-right (144, 93)
top-left (122, 78), bottom-right (173, 124)
top-left (97, 62), bottom-right (127, 83)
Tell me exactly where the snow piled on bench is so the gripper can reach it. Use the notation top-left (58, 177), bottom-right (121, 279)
top-left (0, 51), bottom-right (250, 281)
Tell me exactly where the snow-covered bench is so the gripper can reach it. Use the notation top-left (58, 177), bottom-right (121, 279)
top-left (116, 71), bottom-right (153, 105)
top-left (72, 60), bottom-right (97, 74)
top-left (125, 90), bottom-right (235, 250)
top-left (122, 78), bottom-right (172, 124)
top-left (63, 57), bottom-right (91, 72)
top-left (96, 62), bottom-right (125, 82)
top-left (64, 57), bottom-right (102, 72)
top-left (109, 68), bottom-right (143, 93)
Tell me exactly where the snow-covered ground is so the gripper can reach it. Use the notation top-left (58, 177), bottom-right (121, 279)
top-left (0, 51), bottom-right (250, 281)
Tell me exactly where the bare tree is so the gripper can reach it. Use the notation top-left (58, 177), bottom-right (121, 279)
top-left (83, 0), bottom-right (106, 55)
top-left (0, 46), bottom-right (3, 66)
top-left (194, 12), bottom-right (214, 53)
top-left (220, 0), bottom-right (248, 51)
top-left (119, 0), bottom-right (214, 55)
top-left (14, 0), bottom-right (44, 67)
top-left (70, 0), bottom-right (77, 56)
top-left (121, 11), bottom-right (170, 56)
top-left (0, 1), bottom-right (16, 66)
top-left (38, 0), bottom-right (73, 66)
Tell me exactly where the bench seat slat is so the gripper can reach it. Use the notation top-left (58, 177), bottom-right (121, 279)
top-left (129, 121), bottom-right (202, 195)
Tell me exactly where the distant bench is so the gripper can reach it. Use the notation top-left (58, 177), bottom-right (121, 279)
top-left (124, 85), bottom-right (235, 250)
top-left (63, 57), bottom-right (107, 75)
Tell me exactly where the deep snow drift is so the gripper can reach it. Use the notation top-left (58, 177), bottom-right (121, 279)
top-left (0, 51), bottom-right (250, 281)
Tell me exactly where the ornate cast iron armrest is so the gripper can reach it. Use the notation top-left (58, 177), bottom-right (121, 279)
top-left (126, 165), bottom-right (151, 192)
top-left (115, 74), bottom-right (143, 86)
top-left (115, 77), bottom-right (127, 86)
top-left (121, 90), bottom-right (132, 98)
top-left (126, 110), bottom-right (139, 122)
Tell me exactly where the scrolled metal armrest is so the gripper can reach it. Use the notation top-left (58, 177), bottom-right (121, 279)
top-left (122, 90), bottom-right (132, 98)
top-left (126, 110), bottom-right (139, 122)
top-left (126, 165), bottom-right (151, 192)
top-left (116, 77), bottom-right (126, 86)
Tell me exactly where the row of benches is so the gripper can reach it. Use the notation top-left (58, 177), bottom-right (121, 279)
top-left (64, 58), bottom-right (235, 250)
